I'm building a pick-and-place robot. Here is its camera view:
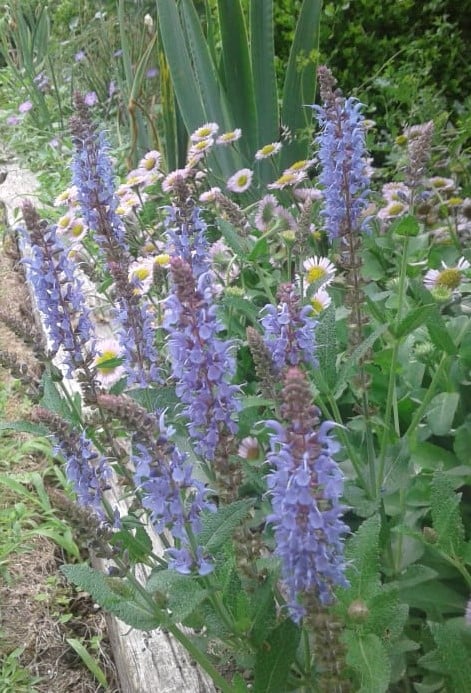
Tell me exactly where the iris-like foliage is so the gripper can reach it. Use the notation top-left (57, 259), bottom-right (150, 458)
top-left (266, 367), bottom-right (349, 621)
top-left (22, 200), bottom-right (95, 376)
top-left (261, 283), bottom-right (317, 372)
top-left (164, 257), bottom-right (240, 461)
top-left (313, 66), bottom-right (370, 240)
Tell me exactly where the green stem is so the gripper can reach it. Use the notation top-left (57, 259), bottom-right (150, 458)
top-left (377, 236), bottom-right (410, 495)
top-left (166, 624), bottom-right (234, 692)
top-left (405, 352), bottom-right (449, 438)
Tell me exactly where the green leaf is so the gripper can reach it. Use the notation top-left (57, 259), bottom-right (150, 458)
top-left (217, 218), bottom-right (251, 257)
top-left (344, 632), bottom-right (391, 693)
top-left (222, 295), bottom-right (260, 324)
top-left (426, 311), bottom-right (457, 355)
top-left (429, 622), bottom-right (471, 691)
top-left (40, 368), bottom-right (76, 422)
top-left (249, 577), bottom-right (276, 646)
top-left (249, 0), bottom-right (278, 148)
top-left (65, 638), bottom-right (108, 687)
top-left (146, 570), bottom-right (207, 622)
top-left (253, 619), bottom-right (300, 693)
top-left (430, 471), bottom-right (465, 558)
top-left (392, 214), bottom-right (420, 237)
top-left (426, 392), bottom-right (459, 436)
top-left (198, 500), bottom-right (253, 553)
top-left (395, 564), bottom-right (438, 590)
top-left (155, 0), bottom-right (205, 130)
top-left (127, 385), bottom-right (179, 411)
top-left (314, 303), bottom-right (337, 390)
top-left (217, 0), bottom-right (257, 155)
top-left (280, 0), bottom-right (322, 166)
top-left (453, 421), bottom-right (471, 464)
top-left (61, 564), bottom-right (162, 630)
top-left (399, 580), bottom-right (465, 616)
top-left (111, 525), bottom-right (153, 564)
top-left (0, 420), bottom-right (48, 436)
top-left (335, 325), bottom-right (388, 398)
top-left (344, 515), bottom-right (382, 600)
top-left (393, 304), bottom-right (435, 339)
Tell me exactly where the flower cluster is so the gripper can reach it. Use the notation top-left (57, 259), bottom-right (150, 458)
top-left (21, 200), bottom-right (96, 376)
top-left (265, 367), bottom-right (349, 621)
top-left (164, 257), bottom-right (240, 461)
top-left (32, 408), bottom-right (112, 523)
top-left (312, 66), bottom-right (370, 240)
top-left (261, 283), bottom-right (317, 372)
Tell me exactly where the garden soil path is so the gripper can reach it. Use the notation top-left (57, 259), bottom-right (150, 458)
top-left (0, 159), bottom-right (119, 692)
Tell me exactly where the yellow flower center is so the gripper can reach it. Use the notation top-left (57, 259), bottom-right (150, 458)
top-left (155, 254), bottom-right (170, 266)
top-left (197, 127), bottom-right (212, 138)
top-left (447, 197), bottom-right (463, 207)
top-left (275, 173), bottom-right (296, 186)
top-left (220, 131), bottom-right (235, 141)
top-left (96, 350), bottom-right (119, 374)
top-left (237, 175), bottom-right (248, 187)
top-left (310, 298), bottom-right (324, 314)
top-left (71, 223), bottom-right (84, 237)
top-left (143, 157), bottom-right (157, 170)
top-left (388, 202), bottom-right (405, 216)
top-left (133, 268), bottom-right (151, 281)
top-left (436, 268), bottom-right (461, 290)
top-left (306, 266), bottom-right (327, 284)
top-left (289, 160), bottom-right (307, 171)
top-left (260, 144), bottom-right (276, 156)
top-left (58, 215), bottom-right (70, 228)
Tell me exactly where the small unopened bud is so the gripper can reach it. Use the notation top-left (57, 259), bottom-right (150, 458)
top-left (144, 13), bottom-right (154, 28)
top-left (347, 599), bottom-right (370, 622)
top-left (422, 526), bottom-right (438, 544)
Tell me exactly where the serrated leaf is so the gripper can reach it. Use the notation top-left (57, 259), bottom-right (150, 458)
top-left (127, 385), bottom-right (179, 412)
top-left (429, 622), bottom-right (471, 691)
top-left (249, 577), bottom-right (276, 646)
top-left (222, 295), bottom-right (260, 324)
top-left (146, 570), bottom-right (207, 622)
top-left (426, 312), bottom-right (457, 355)
top-left (430, 471), bottom-right (465, 558)
top-left (392, 214), bottom-right (420, 237)
top-left (61, 564), bottom-right (162, 630)
top-left (40, 369), bottom-right (76, 422)
top-left (393, 304), bottom-right (435, 339)
top-left (253, 619), bottom-right (300, 693)
top-left (0, 420), bottom-right (48, 436)
top-left (426, 393), bottom-right (459, 436)
top-left (395, 564), bottom-right (438, 590)
top-left (217, 218), bottom-right (250, 257)
top-left (344, 515), bottom-right (382, 600)
top-left (335, 325), bottom-right (388, 398)
top-left (198, 499), bottom-right (253, 553)
top-left (111, 526), bottom-right (153, 564)
top-left (344, 632), bottom-right (391, 693)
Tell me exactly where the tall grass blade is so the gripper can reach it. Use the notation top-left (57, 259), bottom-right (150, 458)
top-left (249, 0), bottom-right (279, 148)
top-left (217, 0), bottom-right (257, 157)
top-left (280, 0), bottom-right (322, 167)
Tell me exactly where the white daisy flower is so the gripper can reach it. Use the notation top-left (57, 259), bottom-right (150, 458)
top-left (216, 128), bottom-right (242, 145)
top-left (293, 187), bottom-right (323, 202)
top-left (424, 257), bottom-right (470, 291)
top-left (139, 150), bottom-right (161, 172)
top-left (128, 257), bottom-right (155, 295)
top-left (267, 170), bottom-right (306, 190)
top-left (199, 187), bottom-right (221, 203)
top-left (303, 256), bottom-right (336, 286)
top-left (285, 159), bottom-right (314, 173)
top-left (381, 182), bottom-right (410, 203)
top-left (93, 339), bottom-right (125, 387)
top-left (190, 122), bottom-right (219, 142)
top-left (255, 142), bottom-right (282, 160)
top-left (238, 436), bottom-right (260, 461)
top-left (226, 168), bottom-right (253, 193)
top-left (254, 194), bottom-right (279, 231)
top-left (377, 200), bottom-right (409, 220)
top-left (161, 168), bottom-right (190, 193)
top-left (310, 288), bottom-right (332, 315)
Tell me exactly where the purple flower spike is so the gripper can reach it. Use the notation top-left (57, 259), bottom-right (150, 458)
top-left (164, 257), bottom-right (240, 460)
top-left (261, 283), bottom-right (317, 372)
top-left (311, 67), bottom-right (370, 240)
top-left (265, 367), bottom-right (349, 621)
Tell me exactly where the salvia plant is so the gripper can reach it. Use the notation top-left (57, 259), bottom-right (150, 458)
top-left (2, 62), bottom-right (471, 692)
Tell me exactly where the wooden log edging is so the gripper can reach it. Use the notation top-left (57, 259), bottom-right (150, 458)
top-left (2, 173), bottom-right (216, 693)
